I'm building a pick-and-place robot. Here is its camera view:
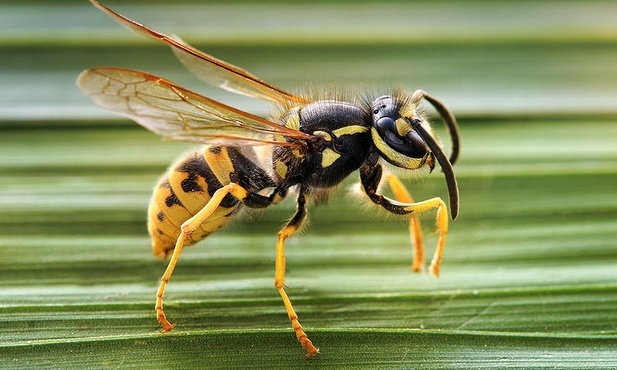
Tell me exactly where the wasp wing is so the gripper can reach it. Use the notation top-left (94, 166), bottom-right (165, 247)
top-left (77, 67), bottom-right (311, 147)
top-left (89, 0), bottom-right (310, 106)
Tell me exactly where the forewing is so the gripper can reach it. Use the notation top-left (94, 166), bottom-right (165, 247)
top-left (89, 0), bottom-right (310, 106)
top-left (77, 67), bottom-right (311, 146)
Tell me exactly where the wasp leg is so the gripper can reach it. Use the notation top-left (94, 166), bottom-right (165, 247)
top-left (386, 174), bottom-right (425, 272)
top-left (274, 193), bottom-right (319, 357)
top-left (361, 163), bottom-right (448, 277)
top-left (155, 182), bottom-right (253, 331)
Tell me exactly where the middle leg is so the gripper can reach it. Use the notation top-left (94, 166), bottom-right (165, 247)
top-left (273, 193), bottom-right (319, 357)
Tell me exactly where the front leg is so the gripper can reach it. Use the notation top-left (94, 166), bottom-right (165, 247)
top-left (386, 174), bottom-right (425, 272)
top-left (360, 163), bottom-right (449, 276)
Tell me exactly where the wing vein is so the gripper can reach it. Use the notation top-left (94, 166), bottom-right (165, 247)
top-left (77, 67), bottom-right (311, 148)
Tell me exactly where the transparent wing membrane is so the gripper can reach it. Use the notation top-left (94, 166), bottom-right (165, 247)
top-left (89, 0), bottom-right (310, 106)
top-left (78, 67), bottom-right (310, 146)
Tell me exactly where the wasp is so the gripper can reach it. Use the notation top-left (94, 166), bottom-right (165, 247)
top-left (77, 0), bottom-right (460, 357)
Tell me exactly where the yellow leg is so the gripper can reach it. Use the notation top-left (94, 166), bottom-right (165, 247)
top-left (429, 201), bottom-right (449, 277)
top-left (401, 197), bottom-right (448, 277)
top-left (386, 175), bottom-right (425, 272)
top-left (155, 183), bottom-right (249, 331)
top-left (383, 174), bottom-right (449, 277)
top-left (156, 232), bottom-right (184, 331)
top-left (274, 195), bottom-right (319, 357)
top-left (362, 161), bottom-right (452, 277)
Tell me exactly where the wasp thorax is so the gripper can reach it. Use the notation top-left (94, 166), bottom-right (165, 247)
top-left (370, 95), bottom-right (432, 170)
top-left (273, 100), bottom-right (372, 189)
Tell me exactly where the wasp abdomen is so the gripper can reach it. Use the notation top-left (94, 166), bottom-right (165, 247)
top-left (148, 146), bottom-right (277, 258)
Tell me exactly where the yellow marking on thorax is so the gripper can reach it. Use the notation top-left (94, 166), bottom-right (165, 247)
top-left (313, 130), bottom-right (332, 141)
top-left (332, 125), bottom-right (369, 137)
top-left (291, 148), bottom-right (303, 158)
top-left (274, 160), bottom-right (288, 178)
top-left (285, 109), bottom-right (301, 130)
top-left (321, 148), bottom-right (340, 168)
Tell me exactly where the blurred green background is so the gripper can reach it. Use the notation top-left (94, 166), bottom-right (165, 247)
top-left (1, 0), bottom-right (616, 368)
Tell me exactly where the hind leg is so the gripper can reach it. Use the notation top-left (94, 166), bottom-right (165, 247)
top-left (155, 183), bottom-right (265, 331)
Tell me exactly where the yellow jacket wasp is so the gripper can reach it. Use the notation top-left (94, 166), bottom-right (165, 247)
top-left (78, 0), bottom-right (460, 357)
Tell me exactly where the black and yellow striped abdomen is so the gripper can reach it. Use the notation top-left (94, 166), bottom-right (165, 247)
top-left (148, 145), bottom-right (275, 258)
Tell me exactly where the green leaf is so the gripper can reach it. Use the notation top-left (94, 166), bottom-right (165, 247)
top-left (1, 1), bottom-right (617, 368)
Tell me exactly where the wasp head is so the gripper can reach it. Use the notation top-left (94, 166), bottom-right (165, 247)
top-left (370, 95), bottom-right (435, 171)
top-left (369, 92), bottom-right (460, 219)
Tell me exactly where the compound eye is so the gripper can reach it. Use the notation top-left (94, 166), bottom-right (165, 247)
top-left (375, 117), bottom-right (427, 159)
top-left (375, 116), bottom-right (397, 136)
